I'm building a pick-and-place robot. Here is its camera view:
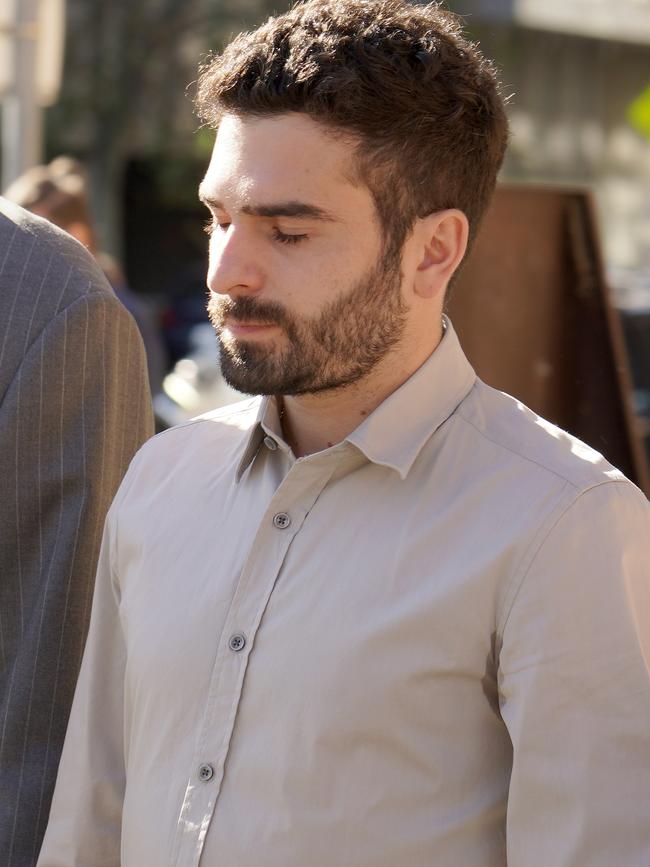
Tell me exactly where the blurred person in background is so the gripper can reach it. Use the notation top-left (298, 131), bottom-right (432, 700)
top-left (0, 197), bottom-right (153, 865)
top-left (39, 1), bottom-right (650, 866)
top-left (4, 157), bottom-right (168, 396)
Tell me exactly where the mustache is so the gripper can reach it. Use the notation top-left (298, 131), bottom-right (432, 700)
top-left (208, 295), bottom-right (291, 328)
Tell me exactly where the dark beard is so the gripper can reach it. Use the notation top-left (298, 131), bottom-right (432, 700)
top-left (207, 251), bottom-right (406, 396)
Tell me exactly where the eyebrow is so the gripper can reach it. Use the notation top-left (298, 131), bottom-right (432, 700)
top-left (198, 190), bottom-right (338, 222)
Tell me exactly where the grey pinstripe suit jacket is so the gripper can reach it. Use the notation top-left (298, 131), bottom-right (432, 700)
top-left (0, 199), bottom-right (154, 865)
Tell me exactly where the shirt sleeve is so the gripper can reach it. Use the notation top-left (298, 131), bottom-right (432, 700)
top-left (499, 480), bottom-right (650, 866)
top-left (35, 500), bottom-right (127, 867)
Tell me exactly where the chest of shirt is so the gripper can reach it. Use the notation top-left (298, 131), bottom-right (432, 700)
top-left (114, 448), bottom-right (524, 733)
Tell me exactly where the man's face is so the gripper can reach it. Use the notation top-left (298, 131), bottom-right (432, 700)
top-left (201, 112), bottom-right (407, 396)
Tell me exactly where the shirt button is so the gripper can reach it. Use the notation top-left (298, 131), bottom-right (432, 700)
top-left (273, 512), bottom-right (291, 529)
top-left (229, 632), bottom-right (246, 652)
top-left (263, 435), bottom-right (278, 451)
top-left (198, 763), bottom-right (214, 782)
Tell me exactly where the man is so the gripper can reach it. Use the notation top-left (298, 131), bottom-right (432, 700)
top-left (0, 198), bottom-right (153, 865)
top-left (38, 1), bottom-right (650, 865)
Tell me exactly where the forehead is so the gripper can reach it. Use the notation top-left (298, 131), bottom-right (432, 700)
top-left (201, 112), bottom-right (367, 210)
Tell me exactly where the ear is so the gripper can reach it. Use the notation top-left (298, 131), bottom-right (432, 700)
top-left (412, 209), bottom-right (469, 299)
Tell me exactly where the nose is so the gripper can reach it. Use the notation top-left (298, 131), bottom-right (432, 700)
top-left (206, 224), bottom-right (264, 298)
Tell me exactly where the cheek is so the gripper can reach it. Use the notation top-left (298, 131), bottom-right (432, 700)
top-left (287, 248), bottom-right (367, 315)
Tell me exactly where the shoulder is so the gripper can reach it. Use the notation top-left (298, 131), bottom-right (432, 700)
top-left (455, 378), bottom-right (630, 496)
top-left (0, 198), bottom-right (116, 317)
top-left (451, 382), bottom-right (649, 641)
top-left (114, 397), bottom-right (261, 500)
top-left (0, 200), bottom-right (142, 386)
top-left (158, 398), bottom-right (261, 444)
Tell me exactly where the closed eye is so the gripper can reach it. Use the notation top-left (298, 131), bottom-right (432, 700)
top-left (272, 227), bottom-right (308, 245)
top-left (203, 219), bottom-right (307, 245)
top-left (203, 218), bottom-right (229, 236)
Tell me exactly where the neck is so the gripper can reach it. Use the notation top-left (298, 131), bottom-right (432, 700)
top-left (278, 324), bottom-right (443, 458)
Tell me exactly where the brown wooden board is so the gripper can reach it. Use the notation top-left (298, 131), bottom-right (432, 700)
top-left (447, 185), bottom-right (650, 495)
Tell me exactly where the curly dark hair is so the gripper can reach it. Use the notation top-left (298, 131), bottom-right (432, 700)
top-left (196, 0), bottom-right (508, 258)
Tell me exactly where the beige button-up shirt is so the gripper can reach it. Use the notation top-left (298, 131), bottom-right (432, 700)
top-left (38, 320), bottom-right (650, 867)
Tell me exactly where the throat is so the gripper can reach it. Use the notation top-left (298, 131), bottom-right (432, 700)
top-left (278, 394), bottom-right (371, 457)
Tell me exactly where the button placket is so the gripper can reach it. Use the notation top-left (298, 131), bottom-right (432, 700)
top-left (173, 458), bottom-right (341, 867)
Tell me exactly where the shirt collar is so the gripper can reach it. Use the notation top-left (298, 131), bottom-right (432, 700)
top-left (236, 317), bottom-right (475, 481)
top-left (236, 401), bottom-right (270, 480)
top-left (346, 317), bottom-right (475, 479)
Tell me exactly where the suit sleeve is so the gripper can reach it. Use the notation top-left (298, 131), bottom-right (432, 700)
top-left (0, 290), bottom-right (153, 866)
top-left (35, 503), bottom-right (127, 867)
top-left (499, 480), bottom-right (650, 866)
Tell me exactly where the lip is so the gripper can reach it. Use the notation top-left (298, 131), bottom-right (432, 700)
top-left (223, 320), bottom-right (279, 338)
